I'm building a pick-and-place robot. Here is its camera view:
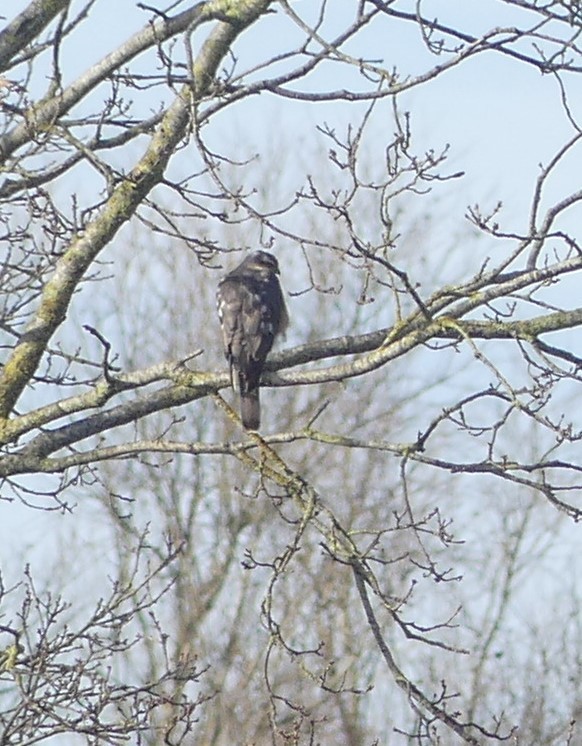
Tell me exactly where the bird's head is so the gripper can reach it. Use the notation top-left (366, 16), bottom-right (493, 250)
top-left (245, 251), bottom-right (280, 276)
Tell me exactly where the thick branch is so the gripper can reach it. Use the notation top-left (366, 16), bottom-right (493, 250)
top-left (0, 0), bottom-right (254, 163)
top-left (0, 0), bottom-right (70, 73)
top-left (0, 3), bottom-right (204, 161)
top-left (268, 304), bottom-right (582, 375)
top-left (2, 298), bottom-right (582, 468)
top-left (0, 0), bottom-right (272, 423)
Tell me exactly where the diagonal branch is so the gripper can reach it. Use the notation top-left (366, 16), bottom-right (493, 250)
top-left (0, 0), bottom-right (71, 73)
top-left (0, 0), bottom-right (273, 424)
top-left (0, 2), bottom-right (205, 162)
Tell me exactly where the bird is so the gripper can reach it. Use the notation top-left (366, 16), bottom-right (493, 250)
top-left (216, 251), bottom-right (288, 430)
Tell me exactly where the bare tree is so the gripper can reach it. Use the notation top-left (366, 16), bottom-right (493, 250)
top-left (3, 1), bottom-right (582, 744)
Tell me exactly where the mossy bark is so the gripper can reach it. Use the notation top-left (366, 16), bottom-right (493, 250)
top-left (0, 0), bottom-right (273, 423)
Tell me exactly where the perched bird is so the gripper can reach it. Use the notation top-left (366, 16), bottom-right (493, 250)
top-left (216, 251), bottom-right (288, 430)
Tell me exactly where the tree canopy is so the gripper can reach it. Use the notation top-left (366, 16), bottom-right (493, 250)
top-left (2, 1), bottom-right (582, 744)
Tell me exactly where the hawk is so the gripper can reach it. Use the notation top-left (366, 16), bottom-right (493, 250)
top-left (216, 251), bottom-right (288, 430)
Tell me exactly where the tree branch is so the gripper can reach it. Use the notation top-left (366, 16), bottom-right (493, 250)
top-left (0, 0), bottom-right (71, 73)
top-left (0, 0), bottom-right (273, 422)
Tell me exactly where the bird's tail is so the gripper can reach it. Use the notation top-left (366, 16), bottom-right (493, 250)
top-left (240, 389), bottom-right (260, 430)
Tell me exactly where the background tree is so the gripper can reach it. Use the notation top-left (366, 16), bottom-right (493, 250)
top-left (2, 1), bottom-right (582, 744)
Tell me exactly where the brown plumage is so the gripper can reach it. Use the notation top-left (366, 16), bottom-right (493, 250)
top-left (216, 251), bottom-right (288, 430)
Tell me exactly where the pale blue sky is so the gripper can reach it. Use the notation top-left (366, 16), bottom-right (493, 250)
top-left (8, 0), bottom-right (576, 227)
top-left (3, 10), bottom-right (582, 741)
top-left (4, 1), bottom-right (582, 573)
